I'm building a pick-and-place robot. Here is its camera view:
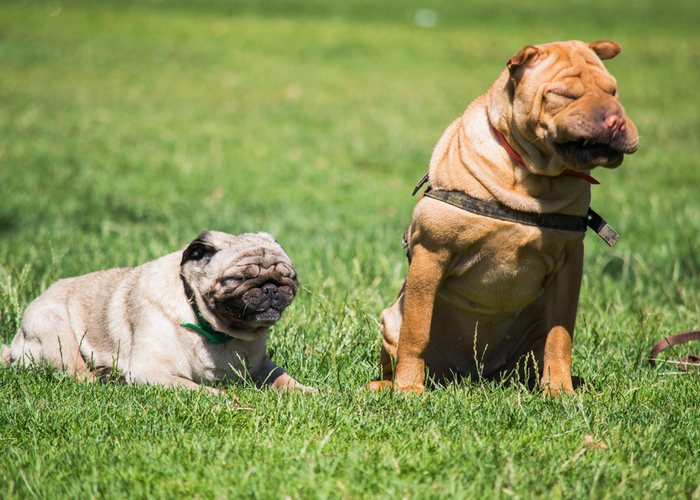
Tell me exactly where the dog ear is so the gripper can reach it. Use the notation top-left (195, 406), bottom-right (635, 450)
top-left (507, 45), bottom-right (542, 79)
top-left (588, 41), bottom-right (621, 60)
top-left (181, 232), bottom-right (217, 266)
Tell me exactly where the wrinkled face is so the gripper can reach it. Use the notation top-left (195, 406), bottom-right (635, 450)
top-left (181, 231), bottom-right (298, 332)
top-left (508, 41), bottom-right (639, 173)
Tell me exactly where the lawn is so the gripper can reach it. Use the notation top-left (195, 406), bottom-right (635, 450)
top-left (1, 0), bottom-right (699, 498)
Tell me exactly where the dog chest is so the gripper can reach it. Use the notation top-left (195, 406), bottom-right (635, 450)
top-left (440, 224), bottom-right (579, 313)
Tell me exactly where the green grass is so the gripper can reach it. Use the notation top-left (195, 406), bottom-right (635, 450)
top-left (1, 0), bottom-right (700, 498)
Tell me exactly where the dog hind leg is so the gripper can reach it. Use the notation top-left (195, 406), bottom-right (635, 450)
top-left (379, 292), bottom-right (404, 380)
top-left (11, 303), bottom-right (95, 382)
top-left (367, 288), bottom-right (404, 390)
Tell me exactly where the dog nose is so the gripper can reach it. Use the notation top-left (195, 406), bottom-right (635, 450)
top-left (262, 283), bottom-right (279, 298)
top-left (604, 113), bottom-right (626, 137)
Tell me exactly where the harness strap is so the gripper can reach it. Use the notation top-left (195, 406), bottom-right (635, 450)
top-left (648, 331), bottom-right (700, 371)
top-left (412, 167), bottom-right (619, 245)
top-left (422, 188), bottom-right (618, 245)
top-left (425, 189), bottom-right (587, 232)
top-left (412, 172), bottom-right (430, 196)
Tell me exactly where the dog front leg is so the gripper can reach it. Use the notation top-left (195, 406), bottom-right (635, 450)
top-left (254, 357), bottom-right (315, 392)
top-left (541, 241), bottom-right (584, 397)
top-left (392, 244), bottom-right (448, 393)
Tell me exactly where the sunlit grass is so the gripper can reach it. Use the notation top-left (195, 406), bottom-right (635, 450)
top-left (1, 1), bottom-right (699, 498)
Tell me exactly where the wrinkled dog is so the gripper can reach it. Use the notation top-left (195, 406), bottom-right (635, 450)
top-left (3, 231), bottom-right (312, 392)
top-left (369, 41), bottom-right (638, 396)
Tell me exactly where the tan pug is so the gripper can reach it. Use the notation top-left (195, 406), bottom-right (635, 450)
top-left (3, 231), bottom-right (313, 392)
top-left (368, 40), bottom-right (638, 396)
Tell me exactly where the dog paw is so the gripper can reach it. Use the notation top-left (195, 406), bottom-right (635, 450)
top-left (367, 380), bottom-right (424, 394)
top-left (541, 381), bottom-right (574, 398)
top-left (271, 375), bottom-right (317, 393)
top-left (398, 383), bottom-right (425, 394)
top-left (367, 380), bottom-right (393, 391)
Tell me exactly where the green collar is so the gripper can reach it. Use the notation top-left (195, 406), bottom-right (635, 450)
top-left (180, 280), bottom-right (234, 344)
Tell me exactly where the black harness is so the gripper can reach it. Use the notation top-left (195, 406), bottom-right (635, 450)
top-left (409, 173), bottom-right (619, 247)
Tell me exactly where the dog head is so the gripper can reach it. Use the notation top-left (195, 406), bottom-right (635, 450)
top-left (180, 231), bottom-right (298, 340)
top-left (500, 40), bottom-right (638, 176)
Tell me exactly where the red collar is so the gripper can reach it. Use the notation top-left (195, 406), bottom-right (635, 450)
top-left (491, 123), bottom-right (599, 185)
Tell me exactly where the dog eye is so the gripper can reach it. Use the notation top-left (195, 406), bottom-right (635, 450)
top-left (244, 265), bottom-right (260, 278)
top-left (275, 263), bottom-right (293, 277)
top-left (181, 240), bottom-right (217, 266)
top-left (189, 248), bottom-right (205, 260)
top-left (545, 91), bottom-right (577, 102)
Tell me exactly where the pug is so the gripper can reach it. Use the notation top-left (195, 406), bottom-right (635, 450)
top-left (3, 231), bottom-right (312, 392)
